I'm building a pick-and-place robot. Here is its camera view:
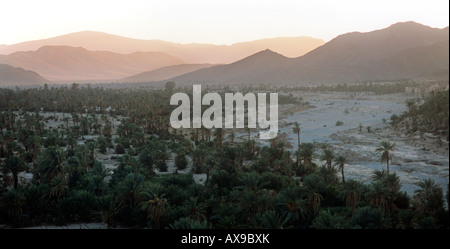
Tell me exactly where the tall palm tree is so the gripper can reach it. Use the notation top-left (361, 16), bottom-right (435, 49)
top-left (292, 122), bottom-right (301, 168)
top-left (204, 155), bottom-right (215, 184)
top-left (227, 130), bottom-right (236, 144)
top-left (334, 155), bottom-right (347, 184)
top-left (375, 140), bottom-right (396, 174)
top-left (245, 127), bottom-right (251, 141)
top-left (213, 128), bottom-right (224, 148)
top-left (85, 139), bottom-right (97, 168)
top-left (299, 143), bottom-right (316, 172)
top-left (192, 143), bottom-right (207, 174)
top-left (0, 136), bottom-right (5, 158)
top-left (292, 122), bottom-right (301, 150)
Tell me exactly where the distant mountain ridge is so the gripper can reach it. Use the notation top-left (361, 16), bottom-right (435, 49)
top-left (0, 64), bottom-right (48, 85)
top-left (0, 31), bottom-right (325, 64)
top-left (170, 22), bottom-right (449, 84)
top-left (122, 64), bottom-right (215, 83)
top-left (0, 46), bottom-right (185, 81)
top-left (1, 21), bottom-right (448, 86)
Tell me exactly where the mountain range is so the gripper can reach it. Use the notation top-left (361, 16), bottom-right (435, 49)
top-left (0, 32), bottom-right (325, 64)
top-left (169, 22), bottom-right (449, 84)
top-left (0, 21), bottom-right (448, 86)
top-left (0, 46), bottom-right (185, 81)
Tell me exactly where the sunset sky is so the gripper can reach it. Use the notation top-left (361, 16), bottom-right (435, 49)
top-left (1, 0), bottom-right (448, 45)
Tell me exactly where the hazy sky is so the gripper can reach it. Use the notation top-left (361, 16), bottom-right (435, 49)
top-left (1, 0), bottom-right (448, 45)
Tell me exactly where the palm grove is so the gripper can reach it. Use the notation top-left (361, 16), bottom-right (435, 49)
top-left (0, 83), bottom-right (448, 229)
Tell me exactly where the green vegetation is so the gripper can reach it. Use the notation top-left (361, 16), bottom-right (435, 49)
top-left (273, 80), bottom-right (448, 95)
top-left (0, 85), bottom-right (448, 229)
top-left (375, 140), bottom-right (396, 175)
top-left (391, 89), bottom-right (449, 141)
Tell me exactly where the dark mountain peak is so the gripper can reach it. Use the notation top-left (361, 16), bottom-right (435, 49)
top-left (301, 20), bottom-right (449, 65)
top-left (234, 49), bottom-right (287, 63)
top-left (256, 49), bottom-right (281, 55)
top-left (330, 21), bottom-right (447, 43)
top-left (387, 21), bottom-right (434, 30)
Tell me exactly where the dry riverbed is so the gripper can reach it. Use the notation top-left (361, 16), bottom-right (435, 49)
top-left (280, 91), bottom-right (449, 196)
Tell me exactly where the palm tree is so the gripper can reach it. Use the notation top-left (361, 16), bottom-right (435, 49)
top-left (26, 135), bottom-right (42, 166)
top-left (334, 155), bottom-right (347, 184)
top-left (252, 210), bottom-right (288, 229)
top-left (299, 143), bottom-right (316, 172)
top-left (175, 150), bottom-right (188, 171)
top-left (204, 154), bottom-right (216, 184)
top-left (4, 155), bottom-right (28, 189)
top-left (0, 136), bottom-right (5, 158)
top-left (0, 189), bottom-right (26, 219)
top-left (308, 191), bottom-right (323, 215)
top-left (321, 148), bottom-right (335, 169)
top-left (37, 146), bottom-right (66, 182)
top-left (375, 140), bottom-right (396, 174)
top-left (227, 130), bottom-right (236, 144)
top-left (49, 175), bottom-right (69, 200)
top-left (341, 180), bottom-right (363, 214)
top-left (245, 127), bottom-right (251, 141)
top-left (139, 148), bottom-right (156, 174)
top-left (275, 187), bottom-right (307, 224)
top-left (182, 197), bottom-right (206, 222)
top-left (367, 181), bottom-right (390, 213)
top-left (140, 185), bottom-right (169, 229)
top-left (192, 142), bottom-right (210, 173)
top-left (350, 206), bottom-right (391, 229)
top-left (312, 210), bottom-right (346, 229)
top-left (85, 139), bottom-right (97, 168)
top-left (412, 178), bottom-right (445, 218)
top-left (292, 122), bottom-right (301, 150)
top-left (114, 173), bottom-right (145, 209)
top-left (371, 169), bottom-right (388, 182)
top-left (213, 128), bottom-right (224, 148)
top-left (93, 196), bottom-right (118, 229)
